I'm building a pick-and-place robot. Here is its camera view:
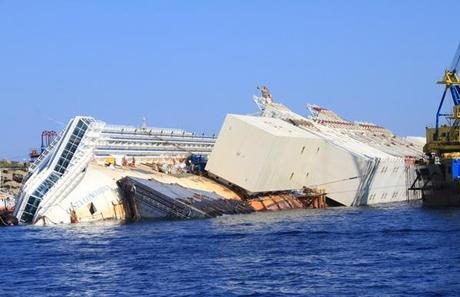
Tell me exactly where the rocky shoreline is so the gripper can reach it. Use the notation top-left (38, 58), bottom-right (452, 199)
top-left (0, 160), bottom-right (28, 195)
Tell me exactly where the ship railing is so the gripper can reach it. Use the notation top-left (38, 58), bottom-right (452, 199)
top-left (95, 142), bottom-right (212, 151)
top-left (20, 134), bottom-right (63, 191)
top-left (28, 134), bottom-right (62, 173)
top-left (97, 140), bottom-right (214, 147)
top-left (103, 125), bottom-right (189, 135)
top-left (99, 132), bottom-right (216, 142)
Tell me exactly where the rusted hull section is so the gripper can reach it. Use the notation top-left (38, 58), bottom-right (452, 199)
top-left (117, 176), bottom-right (328, 222)
top-left (249, 192), bottom-right (327, 212)
top-left (117, 177), bottom-right (253, 221)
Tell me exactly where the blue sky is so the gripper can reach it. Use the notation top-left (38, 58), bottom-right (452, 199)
top-left (0, 0), bottom-right (459, 160)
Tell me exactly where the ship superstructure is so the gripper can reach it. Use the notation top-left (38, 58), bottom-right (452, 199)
top-left (206, 87), bottom-right (424, 206)
top-left (14, 117), bottom-right (215, 224)
top-left (94, 124), bottom-right (214, 164)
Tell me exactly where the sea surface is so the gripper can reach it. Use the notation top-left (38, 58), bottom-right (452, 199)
top-left (1, 202), bottom-right (459, 297)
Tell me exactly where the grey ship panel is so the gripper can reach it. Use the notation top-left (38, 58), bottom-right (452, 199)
top-left (118, 177), bottom-right (253, 220)
top-left (131, 177), bottom-right (225, 201)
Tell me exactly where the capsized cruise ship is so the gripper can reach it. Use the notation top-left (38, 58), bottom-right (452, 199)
top-left (14, 117), bottom-right (215, 224)
top-left (14, 88), bottom-right (425, 225)
top-left (205, 87), bottom-right (425, 206)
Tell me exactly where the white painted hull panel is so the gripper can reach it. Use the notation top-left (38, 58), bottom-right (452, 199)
top-left (206, 114), bottom-right (420, 206)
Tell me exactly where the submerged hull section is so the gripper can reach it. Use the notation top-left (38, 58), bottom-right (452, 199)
top-left (31, 163), bottom-right (154, 225)
top-left (18, 160), bottom-right (252, 225)
top-left (118, 177), bottom-right (253, 220)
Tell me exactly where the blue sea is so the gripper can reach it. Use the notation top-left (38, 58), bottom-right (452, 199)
top-left (1, 202), bottom-right (459, 296)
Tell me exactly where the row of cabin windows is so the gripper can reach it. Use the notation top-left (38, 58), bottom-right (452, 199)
top-left (299, 146), bottom-right (320, 155)
top-left (369, 191), bottom-right (399, 201)
top-left (20, 120), bottom-right (89, 223)
top-left (380, 166), bottom-right (401, 174)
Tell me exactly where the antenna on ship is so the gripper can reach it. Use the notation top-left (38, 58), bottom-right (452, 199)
top-left (257, 85), bottom-right (273, 102)
top-left (141, 116), bottom-right (148, 129)
top-left (254, 85), bottom-right (274, 112)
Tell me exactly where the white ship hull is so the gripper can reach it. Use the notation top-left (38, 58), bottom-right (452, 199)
top-left (33, 164), bottom-right (148, 225)
top-left (206, 93), bottom-right (424, 206)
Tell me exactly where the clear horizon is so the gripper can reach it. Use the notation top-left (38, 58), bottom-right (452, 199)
top-left (1, 0), bottom-right (459, 160)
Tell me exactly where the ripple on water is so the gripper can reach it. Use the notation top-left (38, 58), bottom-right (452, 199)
top-left (1, 203), bottom-right (460, 297)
